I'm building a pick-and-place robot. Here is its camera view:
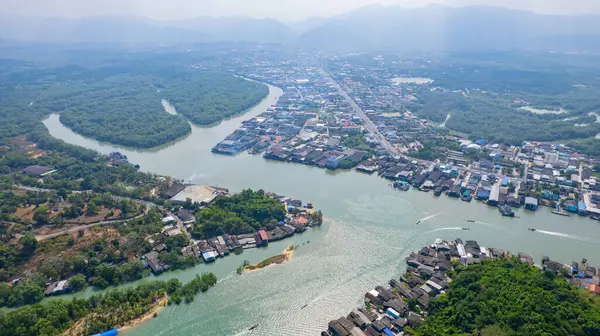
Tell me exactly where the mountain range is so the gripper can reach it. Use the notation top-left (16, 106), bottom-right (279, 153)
top-left (1, 5), bottom-right (600, 51)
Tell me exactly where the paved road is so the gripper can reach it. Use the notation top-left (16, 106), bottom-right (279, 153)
top-left (323, 70), bottom-right (401, 157)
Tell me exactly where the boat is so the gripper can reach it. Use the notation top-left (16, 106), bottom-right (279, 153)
top-left (301, 304), bottom-right (308, 309)
top-left (415, 220), bottom-right (421, 225)
top-left (499, 205), bottom-right (515, 217)
top-left (466, 220), bottom-right (476, 223)
top-left (551, 205), bottom-right (570, 217)
top-left (249, 324), bottom-right (259, 331)
top-left (462, 227), bottom-right (470, 230)
top-left (528, 228), bottom-right (536, 232)
top-left (393, 180), bottom-right (410, 191)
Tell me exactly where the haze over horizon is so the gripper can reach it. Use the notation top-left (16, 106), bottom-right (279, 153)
top-left (1, 0), bottom-right (599, 22)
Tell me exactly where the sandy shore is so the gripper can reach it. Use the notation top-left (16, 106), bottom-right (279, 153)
top-left (281, 246), bottom-right (295, 260)
top-left (64, 294), bottom-right (168, 335)
top-left (244, 246), bottom-right (295, 274)
top-left (118, 294), bottom-right (168, 332)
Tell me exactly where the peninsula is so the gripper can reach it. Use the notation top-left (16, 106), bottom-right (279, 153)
top-left (323, 239), bottom-right (600, 336)
top-left (0, 132), bottom-right (322, 309)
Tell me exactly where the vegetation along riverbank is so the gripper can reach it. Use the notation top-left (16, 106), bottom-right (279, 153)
top-left (0, 131), bottom-right (322, 308)
top-left (241, 245), bottom-right (295, 273)
top-left (0, 273), bottom-right (216, 336)
top-left (323, 239), bottom-right (600, 336)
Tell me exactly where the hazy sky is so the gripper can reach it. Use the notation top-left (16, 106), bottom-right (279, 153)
top-left (1, 0), bottom-right (599, 21)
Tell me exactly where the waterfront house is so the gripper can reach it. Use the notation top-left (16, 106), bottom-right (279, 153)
top-left (525, 197), bottom-right (538, 211)
top-left (202, 250), bottom-right (218, 263)
top-left (448, 185), bottom-right (461, 198)
top-left (144, 251), bottom-right (166, 274)
top-left (578, 201), bottom-right (588, 216)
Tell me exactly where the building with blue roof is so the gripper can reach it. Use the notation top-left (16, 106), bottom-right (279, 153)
top-left (383, 328), bottom-right (396, 336)
top-left (578, 201), bottom-right (588, 216)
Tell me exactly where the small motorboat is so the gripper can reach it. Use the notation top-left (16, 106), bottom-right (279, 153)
top-left (301, 304), bottom-right (308, 309)
top-left (416, 220), bottom-right (421, 225)
top-left (466, 220), bottom-right (476, 223)
top-left (249, 324), bottom-right (259, 331)
top-left (462, 227), bottom-right (470, 231)
top-left (528, 228), bottom-right (536, 232)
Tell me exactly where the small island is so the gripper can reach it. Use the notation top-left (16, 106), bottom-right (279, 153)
top-left (240, 245), bottom-right (295, 273)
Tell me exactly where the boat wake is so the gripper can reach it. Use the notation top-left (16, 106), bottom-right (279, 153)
top-left (429, 227), bottom-right (463, 233)
top-left (418, 213), bottom-right (440, 223)
top-left (217, 271), bottom-right (235, 284)
top-left (475, 221), bottom-right (507, 231)
top-left (535, 230), bottom-right (600, 244)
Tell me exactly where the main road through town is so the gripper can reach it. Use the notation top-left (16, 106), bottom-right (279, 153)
top-left (322, 69), bottom-right (402, 157)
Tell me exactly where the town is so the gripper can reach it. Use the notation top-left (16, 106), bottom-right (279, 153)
top-left (322, 238), bottom-right (600, 336)
top-left (212, 55), bottom-right (600, 222)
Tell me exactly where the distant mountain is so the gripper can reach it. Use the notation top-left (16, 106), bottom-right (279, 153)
top-left (170, 16), bottom-right (295, 43)
top-left (0, 16), bottom-right (294, 45)
top-left (288, 17), bottom-right (330, 34)
top-left (297, 5), bottom-right (600, 52)
top-left (0, 16), bottom-right (207, 45)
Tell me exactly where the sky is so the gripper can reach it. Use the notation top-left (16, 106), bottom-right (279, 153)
top-left (1, 0), bottom-right (599, 21)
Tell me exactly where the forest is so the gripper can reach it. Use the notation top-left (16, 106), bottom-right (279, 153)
top-left (191, 189), bottom-right (286, 239)
top-left (158, 71), bottom-right (269, 125)
top-left (411, 89), bottom-right (600, 145)
top-left (0, 57), bottom-right (268, 149)
top-left (53, 75), bottom-right (192, 148)
top-left (0, 273), bottom-right (217, 336)
top-left (569, 139), bottom-right (600, 157)
top-left (413, 258), bottom-right (600, 336)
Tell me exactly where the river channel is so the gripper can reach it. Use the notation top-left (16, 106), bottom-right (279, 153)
top-left (42, 84), bottom-right (600, 336)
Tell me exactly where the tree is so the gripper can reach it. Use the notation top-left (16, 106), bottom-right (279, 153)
top-left (33, 206), bottom-right (50, 225)
top-left (86, 201), bottom-right (99, 216)
top-left (18, 233), bottom-right (37, 255)
top-left (166, 278), bottom-right (182, 294)
top-left (69, 274), bottom-right (87, 292)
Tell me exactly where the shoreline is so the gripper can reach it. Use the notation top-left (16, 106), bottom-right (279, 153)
top-left (63, 294), bottom-right (167, 335)
top-left (243, 246), bottom-right (295, 274)
top-left (117, 294), bottom-right (168, 333)
top-left (42, 80), bottom-right (278, 153)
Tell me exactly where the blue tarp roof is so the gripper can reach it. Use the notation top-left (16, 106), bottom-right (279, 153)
top-left (383, 328), bottom-right (395, 336)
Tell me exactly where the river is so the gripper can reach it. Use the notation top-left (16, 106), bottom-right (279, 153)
top-left (42, 84), bottom-right (600, 336)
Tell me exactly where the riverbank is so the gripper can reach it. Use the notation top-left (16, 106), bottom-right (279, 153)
top-left (64, 295), bottom-right (167, 336)
top-left (118, 295), bottom-right (168, 333)
top-left (244, 246), bottom-right (295, 273)
top-left (323, 238), bottom-right (600, 336)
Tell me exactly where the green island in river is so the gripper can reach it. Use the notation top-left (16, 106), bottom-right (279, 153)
top-left (5, 61), bottom-right (268, 149)
top-left (240, 245), bottom-right (296, 273)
